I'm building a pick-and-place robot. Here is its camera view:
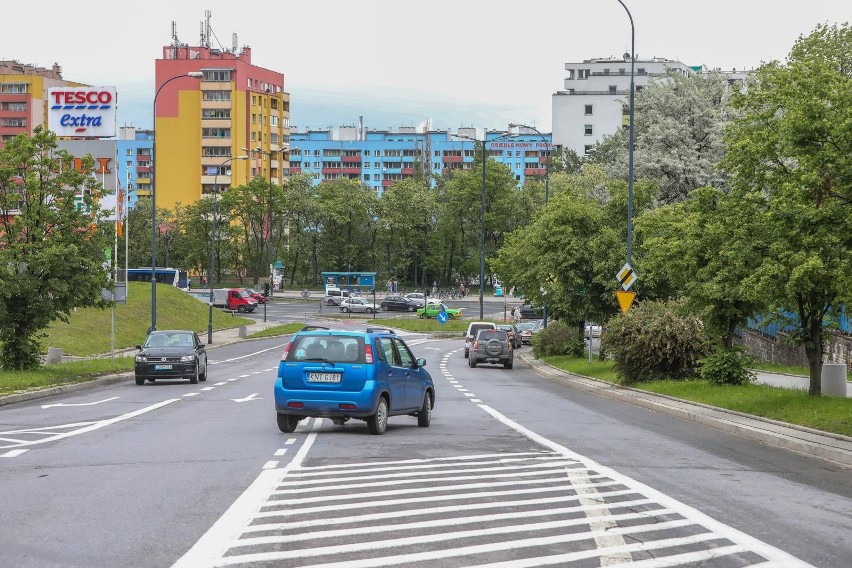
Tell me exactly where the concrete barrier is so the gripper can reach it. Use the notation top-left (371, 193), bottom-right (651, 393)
top-left (821, 363), bottom-right (848, 397)
top-left (238, 325), bottom-right (248, 338)
top-left (46, 347), bottom-right (63, 364)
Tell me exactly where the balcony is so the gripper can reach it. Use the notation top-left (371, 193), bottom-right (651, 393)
top-left (402, 168), bottom-right (414, 175)
top-left (342, 155), bottom-right (362, 163)
top-left (524, 168), bottom-right (547, 176)
top-left (382, 179), bottom-right (394, 187)
top-left (136, 165), bottom-right (151, 174)
top-left (288, 167), bottom-right (302, 174)
top-left (442, 155), bottom-right (463, 163)
top-left (341, 167), bottom-right (361, 175)
top-left (321, 167), bottom-right (341, 175)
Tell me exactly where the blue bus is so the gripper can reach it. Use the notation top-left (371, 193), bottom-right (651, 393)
top-left (127, 267), bottom-right (189, 289)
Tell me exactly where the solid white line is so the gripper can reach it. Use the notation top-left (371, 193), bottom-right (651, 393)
top-left (1, 449), bottom-right (28, 457)
top-left (260, 480), bottom-right (620, 516)
top-left (0, 437), bottom-right (29, 444)
top-left (210, 344), bottom-right (285, 365)
top-left (245, 495), bottom-right (653, 533)
top-left (171, 418), bottom-right (321, 568)
top-left (262, 461), bottom-right (278, 469)
top-left (236, 507), bottom-right (673, 547)
top-left (213, 518), bottom-right (698, 565)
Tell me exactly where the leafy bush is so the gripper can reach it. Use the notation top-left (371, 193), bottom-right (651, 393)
top-left (603, 298), bottom-right (710, 385)
top-left (532, 320), bottom-right (584, 358)
top-left (698, 346), bottom-right (757, 385)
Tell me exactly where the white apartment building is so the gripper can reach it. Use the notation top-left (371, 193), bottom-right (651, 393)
top-left (552, 57), bottom-right (695, 156)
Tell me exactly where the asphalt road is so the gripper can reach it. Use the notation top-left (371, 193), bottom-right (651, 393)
top-left (1, 333), bottom-right (849, 567)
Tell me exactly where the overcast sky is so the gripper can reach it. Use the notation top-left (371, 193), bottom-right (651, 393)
top-left (6, 0), bottom-right (850, 134)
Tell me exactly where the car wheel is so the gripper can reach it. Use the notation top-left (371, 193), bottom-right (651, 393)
top-left (342, 307), bottom-right (349, 313)
top-left (135, 376), bottom-right (145, 385)
top-left (146, 378), bottom-right (156, 383)
top-left (382, 305), bottom-right (389, 311)
top-left (326, 299), bottom-right (334, 306)
top-left (464, 348), bottom-right (469, 359)
top-left (199, 358), bottom-right (207, 381)
top-left (504, 359), bottom-right (513, 369)
top-left (277, 413), bottom-right (300, 433)
top-left (367, 397), bottom-right (389, 435)
top-left (367, 308), bottom-right (374, 313)
top-left (237, 305), bottom-right (246, 313)
top-left (469, 356), bottom-right (477, 368)
top-left (407, 305), bottom-right (415, 312)
top-left (189, 363), bottom-right (199, 384)
top-left (417, 391), bottom-right (432, 427)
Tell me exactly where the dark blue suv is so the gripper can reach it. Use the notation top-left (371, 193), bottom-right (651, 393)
top-left (274, 327), bottom-right (435, 435)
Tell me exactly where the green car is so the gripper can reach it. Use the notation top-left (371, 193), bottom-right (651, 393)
top-left (416, 302), bottom-right (464, 319)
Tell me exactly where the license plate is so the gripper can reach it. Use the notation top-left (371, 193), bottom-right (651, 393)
top-left (154, 364), bottom-right (173, 370)
top-left (307, 372), bottom-right (341, 383)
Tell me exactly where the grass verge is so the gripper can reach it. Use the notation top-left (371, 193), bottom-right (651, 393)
top-left (543, 354), bottom-right (852, 437)
top-left (246, 323), bottom-right (305, 339)
top-left (0, 358), bottom-right (134, 397)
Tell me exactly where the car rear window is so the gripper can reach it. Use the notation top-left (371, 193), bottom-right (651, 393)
top-left (477, 330), bottom-right (506, 341)
top-left (288, 335), bottom-right (364, 363)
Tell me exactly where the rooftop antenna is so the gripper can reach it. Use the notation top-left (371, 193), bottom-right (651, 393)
top-left (171, 21), bottom-right (180, 47)
top-left (204, 10), bottom-right (212, 48)
top-left (232, 33), bottom-right (238, 54)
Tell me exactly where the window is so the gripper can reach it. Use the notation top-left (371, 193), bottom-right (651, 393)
top-left (619, 68), bottom-right (626, 75)
top-left (203, 70), bottom-right (231, 81)
top-left (126, 149), bottom-right (132, 156)
top-left (584, 104), bottom-right (593, 115)
top-left (364, 174), bottom-right (371, 180)
top-left (314, 150), bottom-right (320, 156)
top-left (374, 150), bottom-right (380, 156)
top-left (637, 68), bottom-right (646, 75)
top-left (364, 163), bottom-right (370, 169)
top-left (126, 161), bottom-right (132, 167)
top-left (201, 109), bottom-right (230, 119)
top-left (609, 85), bottom-right (617, 94)
top-left (202, 90), bottom-right (231, 101)
top-left (585, 124), bottom-right (593, 136)
top-left (374, 162), bottom-right (380, 168)
top-left (566, 69), bottom-right (575, 80)
top-left (603, 68), bottom-right (610, 75)
top-left (578, 69), bottom-right (590, 79)
top-left (202, 127), bottom-right (231, 138)
top-left (584, 145), bottom-right (593, 155)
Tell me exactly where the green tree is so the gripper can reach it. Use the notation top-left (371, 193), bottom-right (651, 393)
top-left (0, 128), bottom-right (112, 369)
top-left (723, 22), bottom-right (852, 395)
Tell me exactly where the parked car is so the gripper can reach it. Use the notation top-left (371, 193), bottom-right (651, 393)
top-left (340, 297), bottom-right (379, 313)
top-left (515, 322), bottom-right (541, 345)
top-left (416, 302), bottom-right (464, 319)
top-left (497, 324), bottom-right (522, 349)
top-left (519, 303), bottom-right (543, 320)
top-left (469, 328), bottom-right (513, 369)
top-left (464, 321), bottom-right (497, 358)
top-left (380, 295), bottom-right (421, 312)
top-left (405, 292), bottom-right (426, 305)
top-left (324, 287), bottom-right (352, 306)
top-left (274, 327), bottom-right (435, 435)
top-left (134, 330), bottom-right (208, 385)
top-left (245, 287), bottom-right (267, 304)
top-left (211, 288), bottom-right (258, 313)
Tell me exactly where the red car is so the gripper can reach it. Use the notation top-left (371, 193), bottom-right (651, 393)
top-left (245, 288), bottom-right (268, 304)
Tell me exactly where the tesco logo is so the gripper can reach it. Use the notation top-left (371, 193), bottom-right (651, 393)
top-left (51, 90), bottom-right (114, 105)
top-left (48, 87), bottom-right (117, 137)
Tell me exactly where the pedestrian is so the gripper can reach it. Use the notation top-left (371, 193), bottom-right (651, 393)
top-left (459, 282), bottom-right (465, 297)
top-left (432, 280), bottom-right (438, 296)
top-left (513, 305), bottom-right (521, 323)
top-left (386, 278), bottom-right (392, 295)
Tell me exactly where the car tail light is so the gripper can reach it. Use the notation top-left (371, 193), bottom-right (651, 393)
top-left (339, 403), bottom-right (356, 410)
top-left (281, 342), bottom-right (292, 361)
top-left (288, 401), bottom-right (304, 408)
top-left (473, 340), bottom-right (479, 350)
top-left (365, 344), bottom-right (374, 364)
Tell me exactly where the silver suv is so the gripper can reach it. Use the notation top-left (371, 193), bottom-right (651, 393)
top-left (468, 329), bottom-right (513, 369)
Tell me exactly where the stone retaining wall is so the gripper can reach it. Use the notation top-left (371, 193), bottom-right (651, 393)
top-left (737, 329), bottom-right (852, 367)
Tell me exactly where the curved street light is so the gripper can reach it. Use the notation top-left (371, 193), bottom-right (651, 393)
top-left (617, 0), bottom-right (636, 265)
top-left (509, 123), bottom-right (552, 327)
top-left (208, 155), bottom-right (248, 344)
top-left (150, 71), bottom-right (203, 333)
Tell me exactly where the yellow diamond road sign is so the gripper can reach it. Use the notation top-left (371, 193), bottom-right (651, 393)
top-left (616, 263), bottom-right (637, 291)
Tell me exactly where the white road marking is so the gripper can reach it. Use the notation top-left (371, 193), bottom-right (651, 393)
top-left (262, 461), bottom-right (278, 469)
top-left (172, 418), bottom-right (322, 568)
top-left (214, 382), bottom-right (228, 386)
top-left (200, 387), bottom-right (215, 391)
top-left (182, 393), bottom-right (200, 397)
top-left (274, 448), bottom-right (287, 456)
top-left (232, 393), bottom-right (260, 403)
top-left (209, 344), bottom-right (285, 365)
top-left (284, 438), bottom-right (296, 445)
top-left (41, 396), bottom-right (119, 409)
top-left (1, 449), bottom-right (28, 457)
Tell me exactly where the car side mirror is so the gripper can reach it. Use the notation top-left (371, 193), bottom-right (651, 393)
top-left (135, 344), bottom-right (142, 350)
top-left (416, 357), bottom-right (427, 368)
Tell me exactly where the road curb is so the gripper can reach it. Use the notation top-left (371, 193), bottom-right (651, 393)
top-left (518, 353), bottom-right (852, 468)
top-left (0, 372), bottom-right (132, 408)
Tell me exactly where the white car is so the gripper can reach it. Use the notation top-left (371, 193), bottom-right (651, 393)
top-left (585, 323), bottom-right (602, 338)
top-left (340, 297), bottom-right (379, 313)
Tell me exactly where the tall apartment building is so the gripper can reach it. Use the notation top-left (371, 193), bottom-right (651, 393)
top-left (116, 126), bottom-right (154, 210)
top-left (0, 60), bottom-right (86, 145)
top-left (289, 126), bottom-right (551, 194)
top-left (154, 35), bottom-right (290, 210)
top-left (552, 57), bottom-right (694, 156)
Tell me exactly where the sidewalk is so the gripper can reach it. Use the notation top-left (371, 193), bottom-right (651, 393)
top-left (754, 370), bottom-right (851, 397)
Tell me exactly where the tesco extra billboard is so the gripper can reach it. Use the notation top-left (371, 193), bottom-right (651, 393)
top-left (48, 87), bottom-right (117, 138)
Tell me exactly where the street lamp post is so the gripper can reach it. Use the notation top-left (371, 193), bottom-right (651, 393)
top-left (208, 155), bottom-right (247, 344)
top-left (618, 0), bottom-right (636, 264)
top-left (453, 130), bottom-right (514, 319)
top-left (509, 123), bottom-right (551, 327)
top-left (151, 71), bottom-right (203, 334)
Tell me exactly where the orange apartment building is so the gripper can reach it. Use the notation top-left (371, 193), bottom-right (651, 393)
top-left (153, 41), bottom-right (291, 210)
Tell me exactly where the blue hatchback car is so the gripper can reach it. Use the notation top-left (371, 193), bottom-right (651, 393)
top-left (274, 327), bottom-right (435, 435)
